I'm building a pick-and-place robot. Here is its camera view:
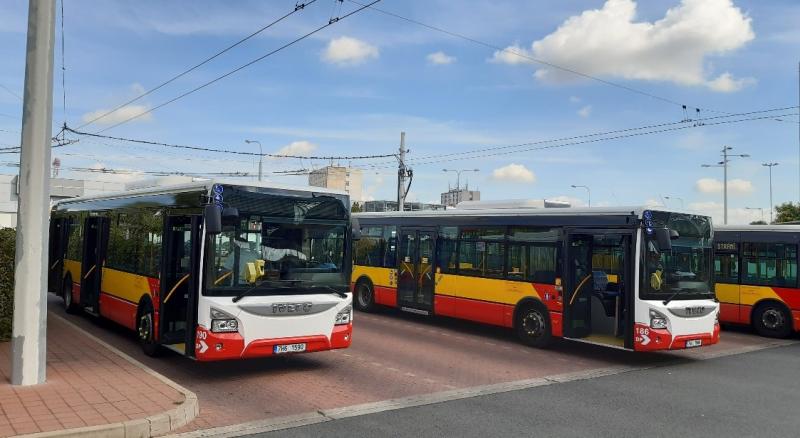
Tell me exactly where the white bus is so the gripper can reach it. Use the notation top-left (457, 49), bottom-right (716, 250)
top-left (352, 207), bottom-right (719, 351)
top-left (49, 180), bottom-right (354, 360)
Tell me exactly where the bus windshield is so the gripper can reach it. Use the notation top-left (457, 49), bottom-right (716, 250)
top-left (204, 189), bottom-right (349, 297)
top-left (641, 211), bottom-right (713, 301)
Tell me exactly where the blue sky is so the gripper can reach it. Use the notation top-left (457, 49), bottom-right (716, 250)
top-left (0, 0), bottom-right (798, 223)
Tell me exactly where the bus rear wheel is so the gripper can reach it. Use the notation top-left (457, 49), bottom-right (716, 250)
top-left (63, 278), bottom-right (78, 314)
top-left (515, 302), bottom-right (552, 348)
top-left (354, 280), bottom-right (375, 312)
top-left (137, 302), bottom-right (161, 357)
top-left (753, 303), bottom-right (792, 339)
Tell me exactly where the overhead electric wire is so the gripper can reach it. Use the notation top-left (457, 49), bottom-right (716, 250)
top-left (398, 106), bottom-right (800, 165)
top-left (95, 0), bottom-right (382, 133)
top-left (0, 84), bottom-right (22, 101)
top-left (77, 0), bottom-right (319, 130)
top-left (381, 112), bottom-right (800, 168)
top-left (65, 126), bottom-right (395, 160)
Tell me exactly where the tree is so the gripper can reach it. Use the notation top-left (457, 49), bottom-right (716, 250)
top-left (351, 202), bottom-right (363, 213)
top-left (774, 202), bottom-right (800, 223)
top-left (749, 220), bottom-right (767, 225)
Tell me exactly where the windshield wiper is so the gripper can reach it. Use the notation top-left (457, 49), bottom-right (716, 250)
top-left (231, 279), bottom-right (301, 303)
top-left (662, 288), bottom-right (697, 305)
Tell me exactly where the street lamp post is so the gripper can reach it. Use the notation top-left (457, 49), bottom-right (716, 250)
top-left (763, 162), bottom-right (778, 224)
top-left (245, 139), bottom-right (263, 181)
top-left (745, 207), bottom-right (765, 223)
top-left (701, 146), bottom-right (749, 225)
top-left (664, 196), bottom-right (684, 209)
top-left (442, 168), bottom-right (479, 191)
top-left (571, 184), bottom-right (591, 207)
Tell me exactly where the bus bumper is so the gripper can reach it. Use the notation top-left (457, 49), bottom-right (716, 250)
top-left (193, 323), bottom-right (353, 361)
top-left (634, 323), bottom-right (720, 352)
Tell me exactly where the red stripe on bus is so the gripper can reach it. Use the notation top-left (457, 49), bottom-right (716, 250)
top-left (374, 286), bottom-right (397, 307)
top-left (793, 310), bottom-right (800, 332)
top-left (434, 294), bottom-right (457, 318)
top-left (99, 292), bottom-right (138, 330)
top-left (773, 287), bottom-right (800, 310)
top-left (719, 302), bottom-right (740, 324)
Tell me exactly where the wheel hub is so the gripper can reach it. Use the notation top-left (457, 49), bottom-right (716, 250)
top-left (762, 308), bottom-right (785, 330)
top-left (522, 311), bottom-right (544, 337)
top-left (138, 313), bottom-right (152, 341)
top-left (358, 284), bottom-right (372, 307)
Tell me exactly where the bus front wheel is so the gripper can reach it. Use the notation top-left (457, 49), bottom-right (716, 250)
top-left (515, 301), bottom-right (552, 348)
top-left (137, 301), bottom-right (161, 357)
top-left (354, 280), bottom-right (375, 312)
top-left (753, 302), bottom-right (793, 339)
top-left (63, 277), bottom-right (78, 314)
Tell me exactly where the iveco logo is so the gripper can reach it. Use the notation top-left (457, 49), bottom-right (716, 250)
top-left (272, 302), bottom-right (313, 314)
top-left (685, 306), bottom-right (706, 316)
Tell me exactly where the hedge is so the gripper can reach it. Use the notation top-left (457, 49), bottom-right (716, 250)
top-left (0, 228), bottom-right (15, 342)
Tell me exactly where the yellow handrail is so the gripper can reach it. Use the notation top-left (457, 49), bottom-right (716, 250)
top-left (569, 274), bottom-right (593, 306)
top-left (163, 273), bottom-right (190, 304)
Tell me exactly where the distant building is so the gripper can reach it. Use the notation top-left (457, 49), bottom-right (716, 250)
top-left (363, 200), bottom-right (446, 212)
top-left (456, 199), bottom-right (571, 210)
top-left (0, 175), bottom-right (126, 228)
top-left (441, 187), bottom-right (480, 208)
top-left (308, 166), bottom-right (362, 204)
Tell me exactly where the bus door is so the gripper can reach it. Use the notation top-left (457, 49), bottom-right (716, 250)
top-left (160, 216), bottom-right (202, 357)
top-left (80, 216), bottom-right (109, 314)
top-left (48, 217), bottom-right (69, 294)
top-left (564, 230), bottom-right (633, 348)
top-left (397, 228), bottom-right (436, 314)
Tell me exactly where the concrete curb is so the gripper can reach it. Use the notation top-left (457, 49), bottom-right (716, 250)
top-left (167, 340), bottom-right (796, 437)
top-left (18, 313), bottom-right (199, 438)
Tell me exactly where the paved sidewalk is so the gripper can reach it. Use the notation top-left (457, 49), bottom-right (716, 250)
top-left (0, 313), bottom-right (197, 437)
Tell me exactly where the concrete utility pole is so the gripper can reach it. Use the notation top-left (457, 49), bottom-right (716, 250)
top-left (763, 162), bottom-right (778, 224)
top-left (12, 0), bottom-right (56, 386)
top-left (397, 132), bottom-right (407, 212)
top-left (244, 139), bottom-right (262, 181)
top-left (702, 146), bottom-right (749, 225)
top-left (571, 184), bottom-right (591, 207)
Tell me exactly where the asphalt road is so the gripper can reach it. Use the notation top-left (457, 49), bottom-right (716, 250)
top-left (255, 343), bottom-right (800, 438)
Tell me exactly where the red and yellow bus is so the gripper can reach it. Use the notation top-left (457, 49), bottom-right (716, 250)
top-left (351, 208), bottom-right (720, 351)
top-left (48, 180), bottom-right (354, 360)
top-left (714, 225), bottom-right (800, 338)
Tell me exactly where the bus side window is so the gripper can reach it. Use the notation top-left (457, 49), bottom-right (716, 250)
top-left (742, 242), bottom-right (798, 287)
top-left (714, 244), bottom-right (739, 284)
top-left (354, 226), bottom-right (383, 267)
top-left (383, 226), bottom-right (397, 267)
top-left (437, 226), bottom-right (458, 274)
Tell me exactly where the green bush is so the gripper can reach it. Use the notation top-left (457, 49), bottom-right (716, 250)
top-left (0, 228), bottom-right (15, 342)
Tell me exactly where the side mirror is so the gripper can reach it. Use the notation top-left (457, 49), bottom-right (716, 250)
top-left (204, 204), bottom-right (222, 234)
top-left (351, 216), bottom-right (362, 241)
top-left (654, 228), bottom-right (672, 251)
top-left (222, 207), bottom-right (239, 219)
top-left (669, 229), bottom-right (680, 240)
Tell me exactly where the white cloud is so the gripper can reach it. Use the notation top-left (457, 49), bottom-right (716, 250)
top-left (81, 105), bottom-right (153, 126)
top-left (427, 51), bottom-right (456, 65)
top-left (577, 105), bottom-right (592, 117)
top-left (706, 72), bottom-right (756, 92)
top-left (275, 140), bottom-right (317, 157)
top-left (491, 163), bottom-right (536, 183)
top-left (322, 36), bottom-right (379, 66)
top-left (492, 0), bottom-right (755, 92)
top-left (695, 177), bottom-right (754, 195)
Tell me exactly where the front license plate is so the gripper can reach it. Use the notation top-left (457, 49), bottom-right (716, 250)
top-left (273, 343), bottom-right (306, 354)
top-left (685, 339), bottom-right (702, 348)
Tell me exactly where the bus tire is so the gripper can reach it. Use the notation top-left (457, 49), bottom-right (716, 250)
top-left (354, 279), bottom-right (375, 312)
top-left (515, 301), bottom-right (552, 348)
top-left (753, 301), bottom-right (793, 339)
top-left (63, 276), bottom-right (78, 314)
top-left (137, 300), bottom-right (161, 357)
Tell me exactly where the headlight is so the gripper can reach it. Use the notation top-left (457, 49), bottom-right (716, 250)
top-left (211, 307), bottom-right (239, 333)
top-left (335, 305), bottom-right (352, 325)
top-left (650, 309), bottom-right (668, 329)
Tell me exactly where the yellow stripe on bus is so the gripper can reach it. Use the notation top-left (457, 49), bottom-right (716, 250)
top-left (64, 259), bottom-right (81, 282)
top-left (714, 283), bottom-right (739, 304)
top-left (715, 282), bottom-right (786, 307)
top-left (101, 268), bottom-right (153, 304)
top-left (436, 274), bottom-right (542, 305)
top-left (353, 266), bottom-right (396, 288)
